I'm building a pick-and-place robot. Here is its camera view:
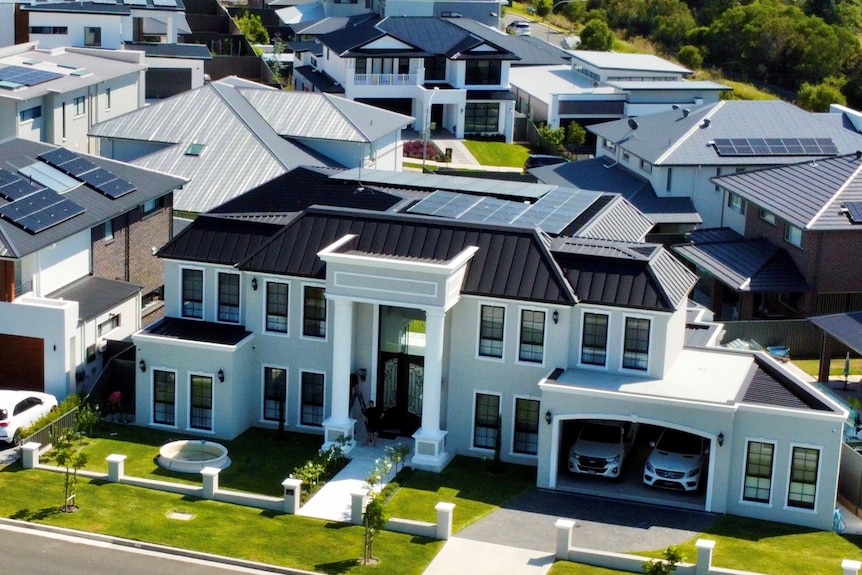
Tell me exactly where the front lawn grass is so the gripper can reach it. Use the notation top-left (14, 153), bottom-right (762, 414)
top-left (385, 456), bottom-right (536, 531)
top-left (0, 464), bottom-right (441, 575)
top-left (792, 357), bottom-right (862, 378)
top-left (461, 139), bottom-right (531, 168)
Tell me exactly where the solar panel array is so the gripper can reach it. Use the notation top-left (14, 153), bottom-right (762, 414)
top-left (153, 0), bottom-right (178, 7)
top-left (0, 172), bottom-right (84, 234)
top-left (845, 202), bottom-right (862, 224)
top-left (407, 188), bottom-right (601, 234)
top-left (0, 65), bottom-right (63, 89)
top-left (39, 148), bottom-right (136, 199)
top-left (713, 137), bottom-right (839, 157)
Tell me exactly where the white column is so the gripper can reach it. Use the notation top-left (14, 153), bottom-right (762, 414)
top-left (167, 15), bottom-right (177, 44)
top-left (421, 308), bottom-right (445, 433)
top-left (323, 298), bottom-right (356, 449)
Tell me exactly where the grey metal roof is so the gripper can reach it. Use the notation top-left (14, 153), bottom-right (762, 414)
top-left (588, 100), bottom-right (862, 167)
top-left (141, 317), bottom-right (253, 346)
top-left (0, 137), bottom-right (186, 259)
top-left (91, 78), bottom-right (403, 213)
top-left (122, 42), bottom-right (211, 60)
top-left (240, 89), bottom-right (413, 143)
top-left (742, 356), bottom-right (832, 411)
top-left (809, 311), bottom-right (862, 355)
top-left (607, 80), bottom-right (729, 91)
top-left (241, 206), bottom-right (577, 305)
top-left (672, 228), bottom-right (808, 292)
top-left (47, 275), bottom-right (141, 321)
top-left (289, 13), bottom-right (378, 35)
top-left (568, 51), bottom-right (690, 75)
top-left (23, 2), bottom-right (130, 14)
top-left (550, 237), bottom-right (697, 311)
top-left (336, 168), bottom-right (556, 199)
top-left (713, 153), bottom-right (862, 230)
top-left (447, 18), bottom-right (571, 66)
top-left (576, 195), bottom-right (653, 242)
top-left (530, 157), bottom-right (701, 225)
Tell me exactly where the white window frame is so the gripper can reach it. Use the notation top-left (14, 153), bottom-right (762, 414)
top-left (759, 209), bottom-right (777, 226)
top-left (785, 223), bottom-right (803, 248)
top-left (476, 302), bottom-right (506, 361)
top-left (471, 390), bottom-right (501, 452)
top-left (298, 368), bottom-right (326, 428)
top-left (510, 395), bottom-right (540, 457)
top-left (104, 219), bottom-right (114, 242)
top-left (188, 371), bottom-right (215, 433)
top-left (578, 309), bottom-right (611, 369)
top-left (619, 313), bottom-right (651, 372)
top-left (180, 266), bottom-right (205, 320)
top-left (639, 158), bottom-right (652, 174)
top-left (97, 314), bottom-right (119, 337)
top-left (603, 139), bottom-right (616, 152)
top-left (73, 95), bottom-right (86, 117)
top-left (740, 438), bottom-right (776, 506)
top-left (784, 443), bottom-right (821, 512)
top-left (301, 283), bottom-right (328, 341)
top-left (151, 367), bottom-right (177, 428)
top-left (727, 192), bottom-right (745, 214)
top-left (263, 279), bottom-right (290, 336)
top-left (261, 364), bottom-right (289, 424)
top-left (19, 105), bottom-right (42, 123)
top-left (216, 270), bottom-right (241, 324)
top-left (516, 306), bottom-right (547, 366)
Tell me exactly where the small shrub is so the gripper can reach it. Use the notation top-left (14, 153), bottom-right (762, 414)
top-left (403, 140), bottom-right (444, 161)
top-left (643, 546), bottom-right (684, 575)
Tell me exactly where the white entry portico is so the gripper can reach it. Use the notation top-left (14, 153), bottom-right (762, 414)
top-left (318, 234), bottom-right (478, 471)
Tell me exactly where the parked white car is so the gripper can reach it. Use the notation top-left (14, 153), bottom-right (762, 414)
top-left (0, 390), bottom-right (58, 446)
top-left (643, 429), bottom-right (709, 491)
top-left (568, 420), bottom-right (638, 479)
top-left (506, 21), bottom-right (532, 36)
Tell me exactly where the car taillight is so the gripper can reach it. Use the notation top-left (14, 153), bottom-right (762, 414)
top-left (0, 422), bottom-right (7, 427)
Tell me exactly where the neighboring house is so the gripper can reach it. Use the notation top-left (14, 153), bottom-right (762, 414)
top-left (0, 43), bottom-right (146, 152)
top-left (508, 51), bottom-right (729, 132)
top-left (88, 76), bottom-right (414, 213)
top-left (131, 166), bottom-right (845, 531)
top-left (0, 137), bottom-right (186, 398)
top-left (532, 101), bottom-right (862, 230)
top-left (673, 152), bottom-right (862, 321)
top-left (122, 42), bottom-right (211, 100)
top-left (293, 16), bottom-right (519, 142)
top-left (276, 0), bottom-right (502, 29)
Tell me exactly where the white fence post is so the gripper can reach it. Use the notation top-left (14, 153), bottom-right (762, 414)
top-left (106, 454), bottom-right (126, 483)
top-left (201, 467), bottom-right (220, 499)
top-left (282, 478), bottom-right (303, 514)
top-left (555, 519), bottom-right (575, 560)
top-left (843, 559), bottom-right (862, 575)
top-left (21, 443), bottom-right (40, 469)
top-left (435, 502), bottom-right (455, 540)
top-left (695, 539), bottom-right (715, 575)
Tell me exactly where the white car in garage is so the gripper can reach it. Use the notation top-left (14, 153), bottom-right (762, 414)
top-left (568, 420), bottom-right (638, 479)
top-left (0, 390), bottom-right (58, 446)
top-left (643, 429), bottom-right (709, 491)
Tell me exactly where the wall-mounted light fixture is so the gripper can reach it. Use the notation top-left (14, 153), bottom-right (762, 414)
top-left (545, 410), bottom-right (552, 425)
top-left (251, 277), bottom-right (258, 291)
top-left (139, 358), bottom-right (146, 372)
top-left (217, 369), bottom-right (225, 383)
top-left (717, 432), bottom-right (724, 447)
top-left (552, 310), bottom-right (559, 324)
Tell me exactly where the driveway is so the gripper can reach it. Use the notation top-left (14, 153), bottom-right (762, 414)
top-left (456, 489), bottom-right (719, 553)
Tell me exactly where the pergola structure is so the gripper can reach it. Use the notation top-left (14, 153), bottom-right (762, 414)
top-left (809, 311), bottom-right (862, 383)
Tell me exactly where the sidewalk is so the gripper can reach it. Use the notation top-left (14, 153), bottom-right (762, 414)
top-left (422, 538), bottom-right (554, 575)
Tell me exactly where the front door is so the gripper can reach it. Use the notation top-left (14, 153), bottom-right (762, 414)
top-left (377, 306), bottom-right (425, 437)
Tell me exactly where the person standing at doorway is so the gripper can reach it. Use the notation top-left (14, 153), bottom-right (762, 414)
top-left (363, 400), bottom-right (382, 447)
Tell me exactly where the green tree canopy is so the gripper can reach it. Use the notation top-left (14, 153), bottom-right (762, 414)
top-left (579, 18), bottom-right (616, 50)
top-left (797, 78), bottom-right (847, 111)
top-left (235, 11), bottom-right (269, 45)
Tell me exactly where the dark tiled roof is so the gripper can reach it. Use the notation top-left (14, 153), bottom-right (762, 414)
top-left (47, 276), bottom-right (141, 321)
top-left (123, 42), bottom-right (212, 60)
top-left (742, 356), bottom-right (832, 411)
top-left (142, 317), bottom-right (252, 346)
top-left (158, 215), bottom-right (284, 265)
top-left (447, 18), bottom-right (570, 66)
top-left (809, 311), bottom-right (862, 354)
top-left (713, 153), bottom-right (862, 230)
top-left (241, 206), bottom-right (576, 305)
top-left (24, 2), bottom-right (130, 14)
top-left (672, 228), bottom-right (808, 292)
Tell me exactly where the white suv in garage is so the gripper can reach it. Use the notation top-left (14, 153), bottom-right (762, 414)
top-left (568, 420), bottom-right (638, 479)
top-left (0, 390), bottom-right (58, 446)
top-left (643, 429), bottom-right (709, 491)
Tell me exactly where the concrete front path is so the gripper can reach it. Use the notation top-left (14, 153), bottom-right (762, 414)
top-left (422, 537), bottom-right (555, 575)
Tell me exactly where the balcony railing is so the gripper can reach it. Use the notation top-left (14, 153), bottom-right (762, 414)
top-left (353, 73), bottom-right (417, 86)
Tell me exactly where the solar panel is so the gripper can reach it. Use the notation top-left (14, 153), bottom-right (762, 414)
top-left (95, 177), bottom-right (136, 199)
top-left (713, 137), bottom-right (839, 157)
top-left (17, 198), bottom-right (85, 233)
top-left (845, 202), bottom-right (862, 224)
top-left (0, 169), bottom-right (21, 188)
top-left (0, 177), bottom-right (44, 201)
top-left (38, 147), bottom-right (79, 168)
top-left (0, 188), bottom-right (61, 221)
top-left (123, 0), bottom-right (147, 5)
top-left (0, 65), bottom-right (62, 87)
top-left (58, 156), bottom-right (98, 177)
top-left (79, 167), bottom-right (119, 187)
top-left (153, 0), bottom-right (177, 6)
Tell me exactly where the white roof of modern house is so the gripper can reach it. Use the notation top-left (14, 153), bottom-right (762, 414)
top-left (568, 50), bottom-right (691, 75)
top-left (509, 65), bottom-right (621, 104)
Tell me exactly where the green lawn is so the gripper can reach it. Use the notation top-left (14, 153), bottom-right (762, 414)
top-left (792, 358), bottom-right (862, 378)
top-left (461, 139), bottom-right (531, 167)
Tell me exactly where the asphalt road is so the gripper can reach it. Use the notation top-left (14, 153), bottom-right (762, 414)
top-left (501, 12), bottom-right (570, 47)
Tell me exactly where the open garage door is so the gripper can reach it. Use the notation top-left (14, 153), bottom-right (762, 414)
top-left (0, 334), bottom-right (44, 392)
top-left (555, 420), bottom-right (710, 511)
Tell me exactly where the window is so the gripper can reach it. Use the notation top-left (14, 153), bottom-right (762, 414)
top-left (355, 58), bottom-right (367, 74)
top-left (142, 196), bottom-right (164, 215)
top-left (473, 392), bottom-right (500, 449)
top-left (62, 102), bottom-right (66, 139)
top-left (19, 106), bottom-right (42, 123)
top-left (190, 374), bottom-right (213, 431)
top-left (465, 103), bottom-right (499, 133)
top-left (300, 371), bottom-right (324, 426)
top-left (581, 312), bottom-right (609, 366)
top-left (153, 370), bottom-right (176, 425)
top-left (513, 398), bottom-right (539, 455)
top-left (106, 87), bottom-right (111, 110)
top-left (424, 57), bottom-right (446, 81)
top-left (785, 224), bottom-right (802, 248)
top-left (518, 309), bottom-right (545, 363)
top-left (622, 150), bottom-right (630, 161)
top-left (73, 96), bottom-right (86, 117)
top-left (714, 167), bottom-right (722, 191)
top-left (181, 268), bottom-right (203, 319)
top-left (104, 219), bottom-right (113, 242)
top-left (263, 367), bottom-right (287, 422)
top-left (266, 282), bottom-right (289, 333)
top-left (603, 139), bottom-right (616, 152)
top-left (666, 168), bottom-right (673, 192)
top-left (98, 314), bottom-right (119, 336)
top-left (622, 317), bottom-right (650, 370)
top-left (217, 272), bottom-right (240, 323)
top-left (185, 143), bottom-right (205, 156)
top-left (478, 305), bottom-right (504, 358)
top-left (788, 446), bottom-right (819, 509)
top-left (727, 192), bottom-right (745, 214)
top-left (760, 209), bottom-right (777, 225)
top-left (84, 27), bottom-right (101, 47)
top-left (465, 60), bottom-right (501, 85)
top-left (303, 286), bottom-right (326, 338)
top-left (639, 158), bottom-right (652, 174)
top-left (743, 441), bottom-right (774, 503)
top-left (29, 26), bottom-right (68, 34)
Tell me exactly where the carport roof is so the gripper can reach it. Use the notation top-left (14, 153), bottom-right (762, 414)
top-left (809, 311), bottom-right (862, 355)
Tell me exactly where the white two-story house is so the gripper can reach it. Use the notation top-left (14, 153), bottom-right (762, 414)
top-left (132, 169), bottom-right (846, 531)
top-left (293, 16), bottom-right (519, 142)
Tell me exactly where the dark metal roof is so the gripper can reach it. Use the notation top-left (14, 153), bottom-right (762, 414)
top-left (550, 238), bottom-right (696, 311)
top-left (158, 215), bottom-right (284, 265)
top-left (809, 311), bottom-right (862, 355)
top-left (530, 157), bottom-right (702, 225)
top-left (141, 317), bottom-right (252, 346)
top-left (0, 138), bottom-right (186, 260)
top-left (292, 65), bottom-right (344, 93)
top-left (713, 153), bottom-right (862, 230)
top-left (241, 206), bottom-right (576, 305)
top-left (447, 18), bottom-right (570, 66)
top-left (123, 42), bottom-right (212, 60)
top-left (24, 2), bottom-right (130, 14)
top-left (672, 228), bottom-right (808, 292)
top-left (742, 356), bottom-right (833, 411)
top-left (47, 276), bottom-right (141, 321)
top-left (285, 41), bottom-right (323, 56)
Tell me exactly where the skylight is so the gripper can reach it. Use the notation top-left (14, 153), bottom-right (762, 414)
top-left (185, 143), bottom-right (206, 156)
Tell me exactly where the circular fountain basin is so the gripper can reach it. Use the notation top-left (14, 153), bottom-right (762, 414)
top-left (157, 440), bottom-right (231, 473)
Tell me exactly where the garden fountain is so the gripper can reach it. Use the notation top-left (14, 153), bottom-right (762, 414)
top-left (157, 439), bottom-right (231, 473)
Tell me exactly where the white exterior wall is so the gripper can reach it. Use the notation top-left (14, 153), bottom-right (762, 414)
top-left (385, 0), bottom-right (435, 16)
top-left (0, 98), bottom-right (16, 139)
top-left (15, 97), bottom-right (46, 142)
top-left (32, 231), bottom-right (90, 296)
top-left (28, 13), bottom-right (124, 49)
top-left (0, 4), bottom-right (14, 48)
top-left (97, 137), bottom-right (172, 162)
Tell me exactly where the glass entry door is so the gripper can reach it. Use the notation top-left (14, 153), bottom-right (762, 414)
top-left (377, 306), bottom-right (425, 437)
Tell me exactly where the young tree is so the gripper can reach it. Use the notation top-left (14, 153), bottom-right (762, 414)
top-left (797, 79), bottom-right (847, 112)
top-left (565, 122), bottom-right (586, 147)
top-left (643, 546), bottom-right (685, 575)
top-left (235, 11), bottom-right (269, 45)
top-left (363, 458), bottom-right (392, 564)
top-left (677, 45), bottom-right (703, 69)
top-left (54, 429), bottom-right (88, 512)
top-left (579, 19), bottom-right (616, 51)
top-left (535, 0), bottom-right (552, 19)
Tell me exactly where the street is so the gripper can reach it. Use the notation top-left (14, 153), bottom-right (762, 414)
top-left (500, 11), bottom-right (570, 47)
